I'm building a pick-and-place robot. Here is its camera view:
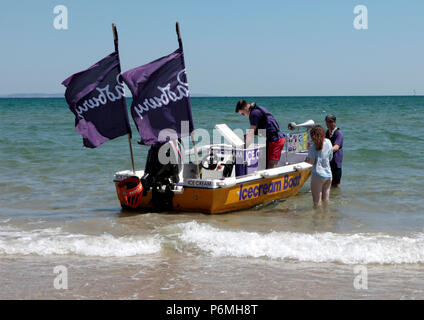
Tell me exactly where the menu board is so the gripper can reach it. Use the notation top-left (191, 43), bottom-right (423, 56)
top-left (287, 132), bottom-right (309, 153)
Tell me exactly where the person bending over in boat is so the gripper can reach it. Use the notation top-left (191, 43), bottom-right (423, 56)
top-left (235, 100), bottom-right (285, 169)
top-left (306, 125), bottom-right (333, 208)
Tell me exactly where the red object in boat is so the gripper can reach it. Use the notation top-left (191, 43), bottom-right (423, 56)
top-left (117, 177), bottom-right (143, 209)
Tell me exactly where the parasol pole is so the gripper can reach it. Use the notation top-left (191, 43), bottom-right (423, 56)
top-left (176, 22), bottom-right (200, 178)
top-left (112, 23), bottom-right (136, 174)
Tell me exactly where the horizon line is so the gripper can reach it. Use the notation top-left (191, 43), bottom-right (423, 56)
top-left (0, 93), bottom-right (422, 98)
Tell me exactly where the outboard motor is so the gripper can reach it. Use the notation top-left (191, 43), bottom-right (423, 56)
top-left (141, 139), bottom-right (184, 211)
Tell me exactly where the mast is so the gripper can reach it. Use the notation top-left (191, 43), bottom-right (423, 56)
top-left (175, 22), bottom-right (200, 178)
top-left (112, 23), bottom-right (136, 174)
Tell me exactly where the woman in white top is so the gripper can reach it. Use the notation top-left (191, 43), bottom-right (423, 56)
top-left (306, 125), bottom-right (333, 207)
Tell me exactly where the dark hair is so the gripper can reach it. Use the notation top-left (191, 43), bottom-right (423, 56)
top-left (235, 100), bottom-right (248, 113)
top-left (309, 125), bottom-right (325, 150)
top-left (325, 114), bottom-right (336, 122)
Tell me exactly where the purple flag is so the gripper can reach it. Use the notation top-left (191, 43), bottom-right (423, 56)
top-left (121, 47), bottom-right (194, 145)
top-left (62, 52), bottom-right (131, 148)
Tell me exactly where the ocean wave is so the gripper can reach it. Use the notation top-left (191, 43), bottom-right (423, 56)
top-left (178, 221), bottom-right (424, 265)
top-left (0, 226), bottom-right (161, 257)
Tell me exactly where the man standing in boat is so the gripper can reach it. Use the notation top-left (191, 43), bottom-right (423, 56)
top-left (325, 114), bottom-right (344, 187)
top-left (235, 100), bottom-right (285, 168)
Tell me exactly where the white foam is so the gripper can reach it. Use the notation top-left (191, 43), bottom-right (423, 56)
top-left (0, 227), bottom-right (161, 257)
top-left (178, 221), bottom-right (424, 264)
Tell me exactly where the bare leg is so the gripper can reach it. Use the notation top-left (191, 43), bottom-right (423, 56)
top-left (321, 178), bottom-right (332, 212)
top-left (321, 178), bottom-right (332, 202)
top-left (310, 176), bottom-right (323, 207)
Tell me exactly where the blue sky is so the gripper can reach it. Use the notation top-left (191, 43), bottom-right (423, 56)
top-left (0, 0), bottom-right (423, 96)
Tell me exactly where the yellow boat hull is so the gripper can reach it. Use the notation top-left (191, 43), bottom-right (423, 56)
top-left (115, 168), bottom-right (311, 214)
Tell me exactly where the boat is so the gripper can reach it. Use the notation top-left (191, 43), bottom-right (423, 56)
top-left (113, 121), bottom-right (314, 214)
top-left (60, 21), bottom-right (314, 214)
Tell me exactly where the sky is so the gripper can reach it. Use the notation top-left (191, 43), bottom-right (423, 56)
top-left (0, 0), bottom-right (423, 96)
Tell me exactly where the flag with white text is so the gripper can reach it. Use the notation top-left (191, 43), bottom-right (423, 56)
top-left (62, 52), bottom-right (131, 148)
top-left (121, 47), bottom-right (194, 145)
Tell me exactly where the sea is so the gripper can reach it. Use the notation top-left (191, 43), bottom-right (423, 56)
top-left (0, 96), bottom-right (423, 299)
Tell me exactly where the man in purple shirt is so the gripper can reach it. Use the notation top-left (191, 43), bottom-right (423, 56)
top-left (325, 114), bottom-right (344, 187)
top-left (235, 100), bottom-right (285, 168)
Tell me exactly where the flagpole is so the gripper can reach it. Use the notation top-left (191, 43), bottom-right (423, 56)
top-left (176, 22), bottom-right (200, 178)
top-left (112, 23), bottom-right (136, 174)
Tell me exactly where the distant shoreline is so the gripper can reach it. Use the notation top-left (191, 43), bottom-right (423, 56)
top-left (0, 93), bottom-right (218, 98)
top-left (0, 94), bottom-right (422, 98)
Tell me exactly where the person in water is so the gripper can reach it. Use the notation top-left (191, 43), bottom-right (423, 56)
top-left (235, 100), bottom-right (285, 169)
top-left (306, 125), bottom-right (333, 208)
top-left (325, 114), bottom-right (344, 187)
